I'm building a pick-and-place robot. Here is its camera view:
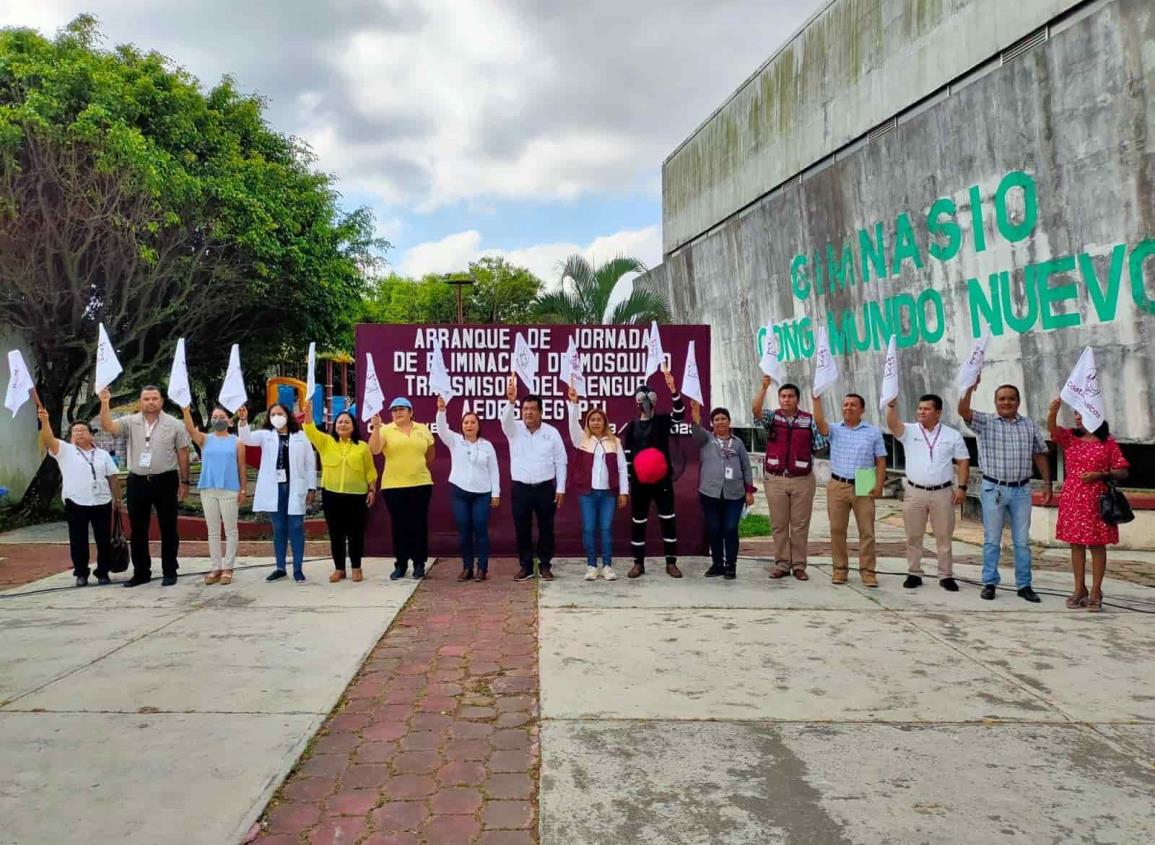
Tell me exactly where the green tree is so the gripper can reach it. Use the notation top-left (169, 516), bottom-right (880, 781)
top-left (464, 256), bottom-right (543, 323)
top-left (0, 16), bottom-right (384, 511)
top-left (360, 273), bottom-right (456, 324)
top-left (534, 255), bottom-right (670, 325)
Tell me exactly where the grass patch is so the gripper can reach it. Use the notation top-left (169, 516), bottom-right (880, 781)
top-left (739, 514), bottom-right (772, 538)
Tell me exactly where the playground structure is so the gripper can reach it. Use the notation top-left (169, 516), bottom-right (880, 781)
top-left (264, 351), bottom-right (355, 427)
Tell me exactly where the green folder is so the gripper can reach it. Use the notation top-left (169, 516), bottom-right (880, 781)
top-left (854, 468), bottom-right (876, 497)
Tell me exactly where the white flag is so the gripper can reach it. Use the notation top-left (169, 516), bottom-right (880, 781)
top-left (811, 327), bottom-right (840, 398)
top-left (956, 330), bottom-right (990, 391)
top-left (560, 335), bottom-right (586, 394)
top-left (218, 344), bottom-right (248, 413)
top-left (94, 323), bottom-right (123, 392)
top-left (878, 335), bottom-right (899, 411)
top-left (1060, 346), bottom-right (1106, 430)
top-left (759, 323), bottom-right (782, 382)
top-left (167, 339), bottom-right (192, 409)
top-left (429, 337), bottom-right (455, 401)
top-left (361, 352), bottom-right (386, 422)
top-left (682, 340), bottom-right (704, 406)
top-left (305, 342), bottom-right (317, 407)
top-left (644, 320), bottom-right (666, 378)
top-left (512, 332), bottom-right (539, 393)
top-left (5, 349), bottom-right (35, 417)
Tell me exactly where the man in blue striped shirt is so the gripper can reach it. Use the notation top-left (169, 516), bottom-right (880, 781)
top-left (813, 392), bottom-right (887, 586)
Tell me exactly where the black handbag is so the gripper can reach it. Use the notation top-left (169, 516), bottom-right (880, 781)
top-left (109, 509), bottom-right (131, 573)
top-left (1099, 481), bottom-right (1134, 526)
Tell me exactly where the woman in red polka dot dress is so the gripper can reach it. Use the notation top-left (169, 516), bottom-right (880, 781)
top-left (1046, 398), bottom-right (1130, 613)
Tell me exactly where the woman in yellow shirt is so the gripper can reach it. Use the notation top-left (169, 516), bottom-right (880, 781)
top-left (303, 400), bottom-right (378, 583)
top-left (369, 397), bottom-right (435, 580)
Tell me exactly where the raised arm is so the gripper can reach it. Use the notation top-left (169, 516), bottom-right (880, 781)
top-left (811, 392), bottom-right (830, 436)
top-left (500, 374), bottom-right (519, 441)
top-left (37, 407), bottom-right (60, 455)
top-left (566, 388), bottom-right (583, 449)
top-left (367, 413), bottom-right (384, 455)
top-left (664, 369), bottom-right (685, 422)
top-left (435, 396), bottom-right (461, 449)
top-left (957, 375), bottom-right (979, 425)
top-left (180, 406), bottom-right (206, 448)
top-left (689, 401), bottom-right (709, 445)
top-left (752, 375), bottom-right (771, 424)
top-left (1046, 397), bottom-right (1061, 439)
top-left (98, 388), bottom-right (122, 436)
top-left (235, 405), bottom-right (263, 447)
top-left (885, 400), bottom-right (905, 438)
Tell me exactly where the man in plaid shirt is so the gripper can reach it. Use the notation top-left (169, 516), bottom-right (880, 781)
top-left (959, 376), bottom-right (1052, 602)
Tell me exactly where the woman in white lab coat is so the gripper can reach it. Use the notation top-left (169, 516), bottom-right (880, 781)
top-left (237, 404), bottom-right (317, 582)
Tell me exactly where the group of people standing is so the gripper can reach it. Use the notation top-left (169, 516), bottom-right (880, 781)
top-left (41, 367), bottom-right (1129, 610)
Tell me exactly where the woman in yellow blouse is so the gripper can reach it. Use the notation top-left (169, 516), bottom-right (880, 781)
top-left (369, 397), bottom-right (436, 580)
top-left (303, 399), bottom-right (378, 583)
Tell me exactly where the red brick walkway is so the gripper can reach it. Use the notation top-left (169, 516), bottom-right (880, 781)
top-left (249, 559), bottom-right (539, 845)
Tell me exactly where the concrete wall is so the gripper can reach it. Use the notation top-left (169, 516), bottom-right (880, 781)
top-left (0, 329), bottom-right (43, 502)
top-left (663, 0), bottom-right (1080, 253)
top-left (650, 0), bottom-right (1155, 443)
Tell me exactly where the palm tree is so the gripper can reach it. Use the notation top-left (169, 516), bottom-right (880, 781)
top-left (534, 255), bottom-right (672, 325)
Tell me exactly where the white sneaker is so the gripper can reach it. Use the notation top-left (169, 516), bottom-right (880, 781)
top-left (584, 567), bottom-right (599, 581)
top-left (602, 566), bottom-right (617, 581)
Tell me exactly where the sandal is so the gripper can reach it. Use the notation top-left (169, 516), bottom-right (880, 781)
top-left (204, 571), bottom-right (221, 585)
top-left (219, 571), bottom-right (233, 585)
top-left (1065, 592), bottom-right (1088, 609)
top-left (1086, 594), bottom-right (1103, 613)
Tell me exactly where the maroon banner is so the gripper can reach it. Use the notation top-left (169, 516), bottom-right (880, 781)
top-left (354, 323), bottom-right (712, 559)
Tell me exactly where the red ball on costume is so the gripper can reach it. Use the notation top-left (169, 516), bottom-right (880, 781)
top-left (633, 448), bottom-right (668, 484)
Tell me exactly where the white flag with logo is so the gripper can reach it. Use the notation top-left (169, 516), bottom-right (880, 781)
top-left (429, 337), bottom-right (455, 401)
top-left (305, 342), bottom-right (317, 406)
top-left (682, 340), bottom-right (704, 406)
top-left (5, 349), bottom-right (35, 417)
top-left (513, 332), bottom-right (539, 393)
top-left (811, 327), bottom-right (839, 398)
top-left (1060, 346), bottom-right (1106, 430)
top-left (759, 322), bottom-right (782, 382)
top-left (95, 322), bottom-right (123, 392)
top-left (644, 321), bottom-right (665, 378)
top-left (878, 335), bottom-right (899, 411)
top-left (218, 344), bottom-right (248, 413)
top-left (361, 352), bottom-right (386, 422)
top-left (956, 330), bottom-right (990, 391)
top-left (168, 338), bottom-right (192, 409)
top-left (560, 335), bottom-right (586, 394)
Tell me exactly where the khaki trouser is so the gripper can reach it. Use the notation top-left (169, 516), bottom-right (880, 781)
top-left (826, 479), bottom-right (876, 574)
top-left (765, 473), bottom-right (817, 568)
top-left (903, 484), bottom-right (955, 577)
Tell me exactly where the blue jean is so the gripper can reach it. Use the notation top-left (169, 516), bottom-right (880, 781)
top-left (980, 481), bottom-right (1033, 587)
top-left (270, 482), bottom-right (305, 574)
top-left (580, 489), bottom-right (617, 567)
top-left (701, 494), bottom-right (744, 567)
top-left (451, 484), bottom-right (492, 572)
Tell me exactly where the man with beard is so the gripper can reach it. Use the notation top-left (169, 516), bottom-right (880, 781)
top-left (619, 369), bottom-right (685, 578)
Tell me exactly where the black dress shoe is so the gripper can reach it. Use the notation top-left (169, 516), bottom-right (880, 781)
top-left (390, 564), bottom-right (408, 581)
top-left (704, 563), bottom-right (724, 577)
top-left (903, 575), bottom-right (923, 589)
top-left (96, 576), bottom-right (111, 586)
top-left (123, 576), bottom-right (152, 588)
top-left (266, 570), bottom-right (287, 582)
top-left (161, 575), bottom-right (178, 587)
top-left (74, 576), bottom-right (89, 587)
top-left (412, 563), bottom-right (426, 580)
top-left (980, 584), bottom-right (997, 600)
top-left (722, 564), bottom-right (736, 580)
top-left (940, 577), bottom-right (959, 592)
top-left (1018, 586), bottom-right (1042, 603)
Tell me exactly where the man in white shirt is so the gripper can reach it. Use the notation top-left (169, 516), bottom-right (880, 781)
top-left (38, 407), bottom-right (123, 586)
top-left (886, 394), bottom-right (970, 591)
top-left (501, 375), bottom-right (568, 582)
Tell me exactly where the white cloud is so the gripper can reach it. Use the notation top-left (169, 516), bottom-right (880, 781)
top-left (396, 225), bottom-right (661, 288)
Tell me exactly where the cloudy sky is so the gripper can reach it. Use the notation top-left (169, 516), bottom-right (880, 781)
top-left (0, 0), bottom-right (821, 283)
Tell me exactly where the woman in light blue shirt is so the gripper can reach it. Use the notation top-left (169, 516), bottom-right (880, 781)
top-left (182, 405), bottom-right (247, 584)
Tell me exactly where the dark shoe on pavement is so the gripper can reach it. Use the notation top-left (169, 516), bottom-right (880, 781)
top-left (903, 575), bottom-right (923, 589)
top-left (627, 562), bottom-right (645, 579)
top-left (723, 564), bottom-right (736, 581)
top-left (980, 584), bottom-right (997, 600)
top-left (476, 570), bottom-right (488, 582)
top-left (769, 563), bottom-right (791, 579)
top-left (123, 575), bottom-right (151, 588)
top-left (792, 568), bottom-right (809, 581)
top-left (293, 571), bottom-right (307, 583)
top-left (74, 576), bottom-right (89, 587)
top-left (412, 563), bottom-right (426, 580)
top-left (161, 575), bottom-right (178, 587)
top-left (540, 565), bottom-right (555, 581)
top-left (940, 577), bottom-right (959, 592)
top-left (513, 567), bottom-right (534, 582)
top-left (390, 564), bottom-right (407, 581)
top-left (704, 563), bottom-right (724, 577)
top-left (96, 576), bottom-right (111, 586)
top-left (1018, 586), bottom-right (1042, 603)
top-left (266, 570), bottom-right (287, 582)
top-left (665, 562), bottom-right (683, 579)
top-left (458, 569), bottom-right (474, 582)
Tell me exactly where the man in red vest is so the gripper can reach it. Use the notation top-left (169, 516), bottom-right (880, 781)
top-left (752, 377), bottom-right (826, 580)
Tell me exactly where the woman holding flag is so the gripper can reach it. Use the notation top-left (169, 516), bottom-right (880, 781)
top-left (180, 404), bottom-right (246, 584)
top-left (435, 394), bottom-right (500, 581)
top-left (369, 398), bottom-right (436, 580)
top-left (566, 386), bottom-right (628, 581)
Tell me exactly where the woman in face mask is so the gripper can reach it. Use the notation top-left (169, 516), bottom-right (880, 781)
top-left (237, 403), bottom-right (317, 582)
top-left (181, 404), bottom-right (247, 584)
